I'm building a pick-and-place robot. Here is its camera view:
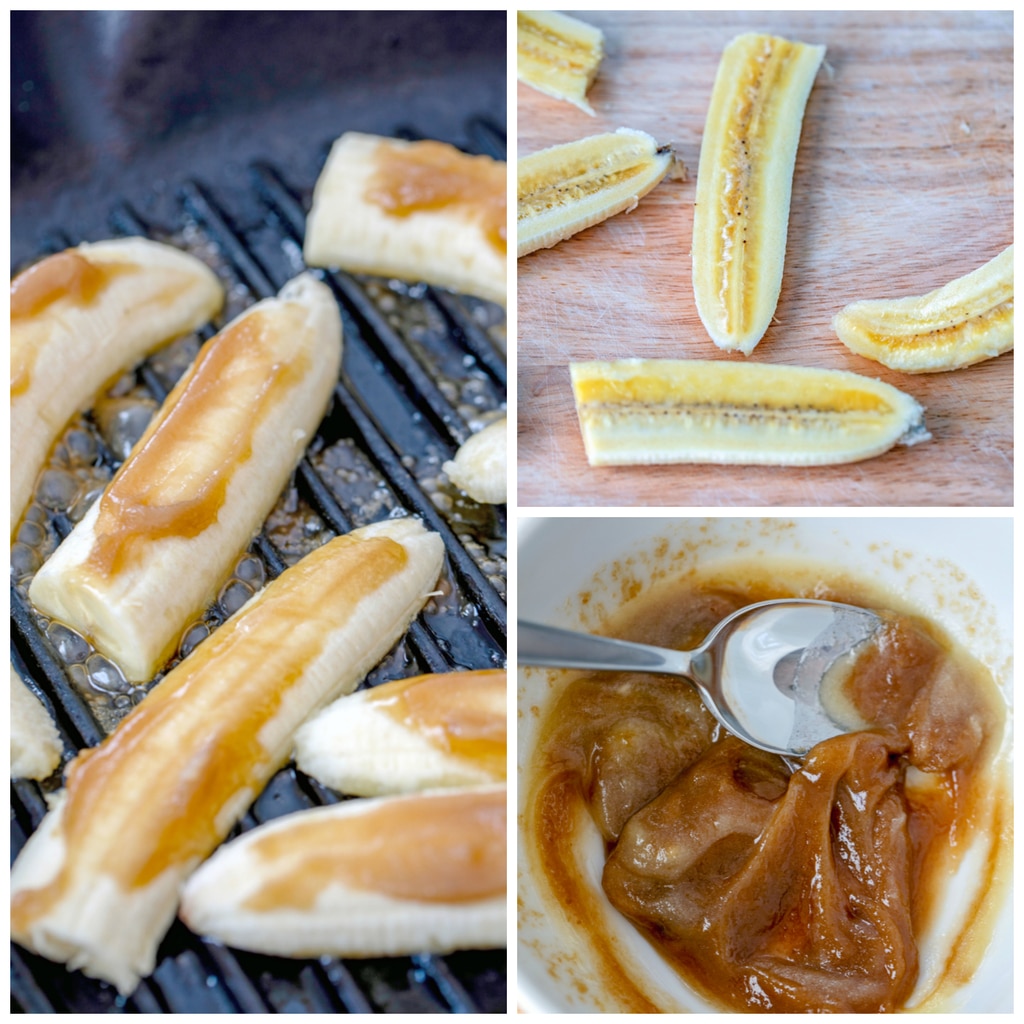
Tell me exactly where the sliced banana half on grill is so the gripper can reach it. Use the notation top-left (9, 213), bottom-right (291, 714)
top-left (833, 245), bottom-right (1014, 372)
top-left (10, 237), bottom-right (224, 538)
top-left (11, 518), bottom-right (445, 995)
top-left (442, 417), bottom-right (508, 504)
top-left (570, 359), bottom-right (930, 467)
top-left (295, 669), bottom-right (506, 797)
top-left (10, 664), bottom-right (63, 781)
top-left (27, 272), bottom-right (342, 684)
top-left (692, 33), bottom-right (826, 355)
top-left (517, 10), bottom-right (605, 114)
top-left (303, 131), bottom-right (507, 307)
top-left (179, 786), bottom-right (506, 959)
top-left (518, 128), bottom-right (683, 258)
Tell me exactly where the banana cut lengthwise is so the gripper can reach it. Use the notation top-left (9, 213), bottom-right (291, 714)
top-left (517, 10), bottom-right (605, 115)
top-left (11, 665), bottom-right (63, 781)
top-left (443, 417), bottom-right (508, 504)
top-left (294, 669), bottom-right (507, 797)
top-left (833, 245), bottom-right (1014, 372)
top-left (570, 359), bottom-right (930, 467)
top-left (692, 33), bottom-right (826, 355)
top-left (303, 132), bottom-right (506, 307)
top-left (28, 273), bottom-right (342, 684)
top-left (10, 237), bottom-right (224, 538)
top-left (519, 129), bottom-right (682, 258)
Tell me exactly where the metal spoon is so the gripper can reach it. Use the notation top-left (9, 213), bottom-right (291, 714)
top-left (518, 599), bottom-right (884, 757)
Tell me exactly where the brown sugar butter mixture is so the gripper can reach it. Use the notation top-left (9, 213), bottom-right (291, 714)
top-left (528, 569), bottom-right (1006, 1013)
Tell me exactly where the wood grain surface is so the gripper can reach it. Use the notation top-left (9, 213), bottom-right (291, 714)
top-left (516, 10), bottom-right (1012, 507)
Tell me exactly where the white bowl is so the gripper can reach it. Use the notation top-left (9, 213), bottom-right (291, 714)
top-left (517, 516), bottom-right (1012, 1013)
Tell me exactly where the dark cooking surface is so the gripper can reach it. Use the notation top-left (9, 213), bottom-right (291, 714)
top-left (10, 10), bottom-right (507, 1014)
top-left (12, 10), bottom-right (506, 266)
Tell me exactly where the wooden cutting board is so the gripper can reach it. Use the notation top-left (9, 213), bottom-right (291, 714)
top-left (516, 10), bottom-right (1012, 507)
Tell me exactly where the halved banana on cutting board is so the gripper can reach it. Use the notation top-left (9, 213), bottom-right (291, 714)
top-left (833, 245), bottom-right (1014, 372)
top-left (10, 237), bottom-right (224, 538)
top-left (11, 518), bottom-right (445, 995)
top-left (295, 669), bottom-right (506, 797)
top-left (179, 786), bottom-right (506, 959)
top-left (570, 359), bottom-right (930, 466)
top-left (28, 272), bottom-right (342, 684)
top-left (518, 128), bottom-right (683, 258)
top-left (303, 131), bottom-right (506, 306)
top-left (442, 417), bottom-right (508, 504)
top-left (517, 10), bottom-right (605, 114)
top-left (692, 33), bottom-right (826, 355)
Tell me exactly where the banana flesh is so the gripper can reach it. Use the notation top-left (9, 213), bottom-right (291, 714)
top-left (304, 132), bottom-right (507, 306)
top-left (518, 128), bottom-right (682, 258)
top-left (10, 238), bottom-right (224, 538)
top-left (692, 33), bottom-right (826, 355)
top-left (179, 787), bottom-right (506, 959)
top-left (11, 665), bottom-right (62, 781)
top-left (294, 669), bottom-right (507, 797)
top-left (570, 359), bottom-right (930, 466)
top-left (833, 245), bottom-right (1014, 372)
top-left (442, 417), bottom-right (507, 504)
top-left (517, 10), bottom-right (604, 114)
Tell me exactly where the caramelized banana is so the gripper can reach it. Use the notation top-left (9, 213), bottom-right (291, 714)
top-left (570, 359), bottom-right (930, 466)
top-left (443, 417), bottom-right (508, 504)
top-left (692, 33), bottom-right (826, 354)
top-left (517, 10), bottom-right (605, 114)
top-left (180, 786), bottom-right (506, 959)
top-left (519, 129), bottom-right (682, 258)
top-left (11, 518), bottom-right (445, 995)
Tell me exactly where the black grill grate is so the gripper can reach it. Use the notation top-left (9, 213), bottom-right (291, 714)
top-left (10, 121), bottom-right (507, 1013)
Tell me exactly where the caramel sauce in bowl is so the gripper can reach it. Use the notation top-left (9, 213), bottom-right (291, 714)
top-left (517, 518), bottom-right (1012, 1014)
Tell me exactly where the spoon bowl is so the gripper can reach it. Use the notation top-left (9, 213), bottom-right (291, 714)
top-left (518, 598), bottom-right (884, 756)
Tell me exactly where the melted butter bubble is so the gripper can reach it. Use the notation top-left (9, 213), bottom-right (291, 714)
top-left (47, 622), bottom-right (91, 663)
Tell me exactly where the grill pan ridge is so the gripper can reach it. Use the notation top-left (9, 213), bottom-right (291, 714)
top-left (10, 121), bottom-right (508, 1012)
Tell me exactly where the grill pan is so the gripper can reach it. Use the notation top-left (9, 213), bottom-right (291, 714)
top-left (11, 11), bottom-right (507, 1013)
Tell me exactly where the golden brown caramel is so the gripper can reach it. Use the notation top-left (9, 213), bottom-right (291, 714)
top-left (367, 140), bottom-right (507, 255)
top-left (369, 669), bottom-right (506, 779)
top-left (527, 570), bottom-right (1005, 1013)
top-left (10, 252), bottom-right (132, 320)
top-left (10, 254), bottom-right (133, 398)
top-left (10, 533), bottom-right (408, 932)
top-left (244, 788), bottom-right (506, 909)
top-left (85, 309), bottom-right (310, 578)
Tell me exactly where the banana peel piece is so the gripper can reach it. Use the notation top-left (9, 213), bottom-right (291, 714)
top-left (518, 128), bottom-right (682, 258)
top-left (570, 359), bottom-right (930, 467)
top-left (833, 245), bottom-right (1014, 372)
top-left (517, 10), bottom-right (605, 115)
top-left (692, 33), bottom-right (826, 355)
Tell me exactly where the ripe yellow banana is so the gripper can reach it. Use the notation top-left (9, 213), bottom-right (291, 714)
top-left (692, 33), bottom-right (826, 355)
top-left (517, 10), bottom-right (604, 115)
top-left (569, 359), bottom-right (930, 466)
top-left (833, 245), bottom-right (1014, 372)
top-left (518, 129), bottom-right (682, 258)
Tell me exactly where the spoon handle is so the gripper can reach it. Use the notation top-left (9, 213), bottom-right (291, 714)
top-left (518, 621), bottom-right (693, 676)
